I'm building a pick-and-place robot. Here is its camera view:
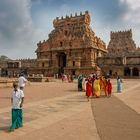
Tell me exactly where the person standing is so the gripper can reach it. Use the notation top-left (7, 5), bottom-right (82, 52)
top-left (100, 76), bottom-right (107, 96)
top-left (77, 74), bottom-right (83, 91)
top-left (18, 73), bottom-right (27, 90)
top-left (104, 77), bottom-right (108, 97)
top-left (93, 76), bottom-right (101, 98)
top-left (107, 79), bottom-right (112, 97)
top-left (86, 79), bottom-right (92, 101)
top-left (70, 73), bottom-right (74, 82)
top-left (67, 74), bottom-right (70, 83)
top-left (9, 82), bottom-right (24, 132)
top-left (91, 74), bottom-right (96, 96)
top-left (82, 76), bottom-right (88, 91)
top-left (117, 76), bottom-right (122, 93)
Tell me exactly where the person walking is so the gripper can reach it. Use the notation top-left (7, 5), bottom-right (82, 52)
top-left (77, 74), bottom-right (83, 91)
top-left (18, 73), bottom-right (27, 90)
top-left (107, 79), bottom-right (112, 97)
top-left (70, 73), bottom-right (74, 82)
top-left (86, 79), bottom-right (92, 101)
top-left (93, 76), bottom-right (101, 98)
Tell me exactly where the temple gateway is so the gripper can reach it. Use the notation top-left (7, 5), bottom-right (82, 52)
top-left (36, 11), bottom-right (107, 76)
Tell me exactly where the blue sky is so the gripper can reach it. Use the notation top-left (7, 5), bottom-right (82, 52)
top-left (0, 0), bottom-right (140, 59)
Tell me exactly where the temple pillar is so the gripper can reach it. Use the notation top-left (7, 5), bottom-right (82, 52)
top-left (76, 60), bottom-right (80, 68)
top-left (67, 59), bottom-right (73, 67)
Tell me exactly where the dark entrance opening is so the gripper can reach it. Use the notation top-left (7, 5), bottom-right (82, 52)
top-left (132, 67), bottom-right (139, 76)
top-left (71, 70), bottom-right (75, 76)
top-left (58, 52), bottom-right (66, 74)
top-left (124, 67), bottom-right (130, 76)
top-left (109, 70), bottom-right (112, 76)
top-left (1, 69), bottom-right (8, 77)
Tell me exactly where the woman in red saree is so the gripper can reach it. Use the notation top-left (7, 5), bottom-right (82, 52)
top-left (86, 79), bottom-right (92, 101)
top-left (107, 79), bottom-right (112, 97)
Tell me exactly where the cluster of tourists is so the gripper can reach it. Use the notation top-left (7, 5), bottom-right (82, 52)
top-left (61, 73), bottom-right (74, 82)
top-left (78, 74), bottom-right (113, 101)
top-left (78, 74), bottom-right (123, 101)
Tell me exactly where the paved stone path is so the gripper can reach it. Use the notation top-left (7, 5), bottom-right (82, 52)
top-left (0, 93), bottom-right (100, 140)
top-left (0, 79), bottom-right (140, 140)
top-left (113, 81), bottom-right (140, 114)
top-left (91, 81), bottom-right (140, 140)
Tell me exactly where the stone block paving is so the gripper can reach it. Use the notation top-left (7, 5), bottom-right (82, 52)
top-left (0, 79), bottom-right (140, 140)
top-left (112, 79), bottom-right (140, 114)
top-left (91, 79), bottom-right (140, 140)
top-left (0, 92), bottom-right (100, 140)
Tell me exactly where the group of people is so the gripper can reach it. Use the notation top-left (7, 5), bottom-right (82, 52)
top-left (61, 73), bottom-right (74, 83)
top-left (9, 73), bottom-right (27, 132)
top-left (78, 74), bottom-right (122, 101)
top-left (9, 72), bottom-right (123, 132)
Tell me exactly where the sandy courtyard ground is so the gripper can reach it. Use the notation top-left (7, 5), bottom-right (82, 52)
top-left (0, 78), bottom-right (140, 140)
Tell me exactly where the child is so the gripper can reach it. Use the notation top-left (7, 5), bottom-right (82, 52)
top-left (9, 82), bottom-right (24, 132)
top-left (107, 79), bottom-right (112, 97)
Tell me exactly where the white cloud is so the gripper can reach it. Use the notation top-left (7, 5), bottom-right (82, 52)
top-left (123, 0), bottom-right (140, 9)
top-left (119, 0), bottom-right (140, 47)
top-left (120, 0), bottom-right (140, 24)
top-left (0, 0), bottom-right (45, 59)
top-left (1, 0), bottom-right (140, 59)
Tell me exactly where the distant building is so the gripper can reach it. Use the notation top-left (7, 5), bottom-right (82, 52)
top-left (97, 29), bottom-right (140, 77)
top-left (0, 59), bottom-right (37, 77)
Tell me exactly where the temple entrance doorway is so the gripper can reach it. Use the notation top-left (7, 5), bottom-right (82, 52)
top-left (124, 67), bottom-right (130, 76)
top-left (58, 52), bottom-right (66, 74)
top-left (109, 70), bottom-right (112, 76)
top-left (132, 67), bottom-right (139, 76)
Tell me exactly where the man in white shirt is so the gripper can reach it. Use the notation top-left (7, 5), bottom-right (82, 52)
top-left (9, 82), bottom-right (24, 132)
top-left (18, 73), bottom-right (27, 90)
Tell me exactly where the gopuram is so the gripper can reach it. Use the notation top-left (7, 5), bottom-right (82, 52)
top-left (36, 11), bottom-right (107, 76)
top-left (108, 29), bottom-right (136, 55)
top-left (97, 29), bottom-right (140, 77)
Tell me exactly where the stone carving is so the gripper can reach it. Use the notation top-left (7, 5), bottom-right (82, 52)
top-left (108, 29), bottom-right (136, 55)
top-left (35, 11), bottom-right (107, 76)
top-left (97, 29), bottom-right (140, 77)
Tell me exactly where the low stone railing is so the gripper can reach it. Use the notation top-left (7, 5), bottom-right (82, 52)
top-left (27, 77), bottom-right (47, 82)
top-left (27, 77), bottom-right (55, 82)
top-left (0, 78), bottom-right (16, 88)
top-left (0, 78), bottom-right (30, 88)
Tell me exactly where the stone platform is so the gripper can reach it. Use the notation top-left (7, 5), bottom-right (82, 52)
top-left (0, 78), bottom-right (30, 88)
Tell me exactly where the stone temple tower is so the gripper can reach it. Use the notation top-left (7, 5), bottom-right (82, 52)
top-left (108, 29), bottom-right (136, 56)
top-left (36, 11), bottom-right (107, 76)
